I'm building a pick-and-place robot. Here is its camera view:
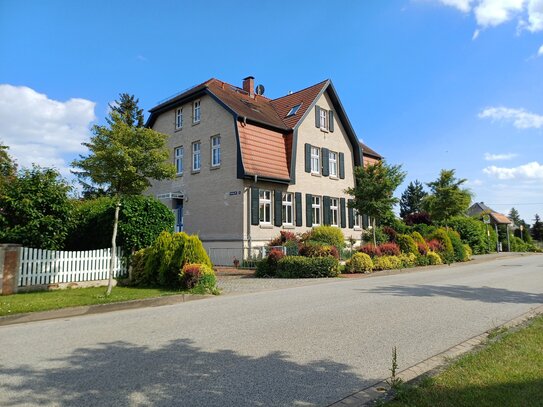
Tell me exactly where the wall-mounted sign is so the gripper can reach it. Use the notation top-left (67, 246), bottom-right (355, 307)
top-left (229, 191), bottom-right (242, 196)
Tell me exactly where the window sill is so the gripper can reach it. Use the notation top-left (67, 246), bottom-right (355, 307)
top-left (191, 170), bottom-right (201, 174)
top-left (174, 128), bottom-right (183, 133)
top-left (260, 224), bottom-right (273, 229)
top-left (320, 127), bottom-right (329, 133)
top-left (176, 173), bottom-right (183, 178)
top-left (329, 176), bottom-right (339, 180)
top-left (210, 165), bottom-right (221, 170)
top-left (354, 227), bottom-right (362, 231)
top-left (311, 172), bottom-right (321, 177)
top-left (192, 121), bottom-right (201, 126)
top-left (282, 224), bottom-right (295, 229)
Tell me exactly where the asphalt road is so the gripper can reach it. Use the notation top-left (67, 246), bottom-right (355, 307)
top-left (1, 254), bottom-right (542, 407)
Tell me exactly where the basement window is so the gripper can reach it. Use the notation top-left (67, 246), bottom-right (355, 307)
top-left (286, 103), bottom-right (302, 117)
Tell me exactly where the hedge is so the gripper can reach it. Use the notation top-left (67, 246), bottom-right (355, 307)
top-left (276, 256), bottom-right (340, 278)
top-left (397, 234), bottom-right (418, 255)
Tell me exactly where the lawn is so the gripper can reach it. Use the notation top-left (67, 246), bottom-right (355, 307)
top-left (0, 286), bottom-right (186, 316)
top-left (387, 314), bottom-right (543, 407)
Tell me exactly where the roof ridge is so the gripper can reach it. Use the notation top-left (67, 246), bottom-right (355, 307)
top-left (272, 79), bottom-right (329, 102)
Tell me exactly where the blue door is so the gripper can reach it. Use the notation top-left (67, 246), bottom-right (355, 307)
top-left (175, 201), bottom-right (183, 232)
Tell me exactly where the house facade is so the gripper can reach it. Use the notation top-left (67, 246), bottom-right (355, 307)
top-left (145, 77), bottom-right (381, 263)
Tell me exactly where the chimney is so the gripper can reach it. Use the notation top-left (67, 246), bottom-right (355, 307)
top-left (243, 76), bottom-right (254, 98)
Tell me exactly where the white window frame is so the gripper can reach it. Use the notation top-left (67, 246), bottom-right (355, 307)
top-left (282, 192), bottom-right (293, 225)
top-left (329, 151), bottom-right (338, 177)
top-left (319, 108), bottom-right (328, 130)
top-left (330, 198), bottom-right (339, 227)
top-left (174, 146), bottom-right (183, 175)
top-left (312, 196), bottom-right (321, 226)
top-left (175, 108), bottom-right (183, 129)
top-left (211, 135), bottom-right (221, 167)
top-left (193, 100), bottom-right (201, 124)
top-left (192, 142), bottom-right (201, 172)
top-left (353, 209), bottom-right (361, 229)
top-left (311, 146), bottom-right (320, 174)
top-left (259, 190), bottom-right (272, 224)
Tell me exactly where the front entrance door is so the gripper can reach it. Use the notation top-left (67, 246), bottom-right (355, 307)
top-left (174, 200), bottom-right (183, 232)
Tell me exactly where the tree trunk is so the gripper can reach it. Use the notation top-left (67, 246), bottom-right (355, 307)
top-left (372, 218), bottom-right (377, 246)
top-left (106, 199), bottom-right (121, 296)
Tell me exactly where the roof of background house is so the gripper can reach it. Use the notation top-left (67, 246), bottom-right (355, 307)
top-left (148, 77), bottom-right (382, 181)
top-left (468, 202), bottom-right (512, 225)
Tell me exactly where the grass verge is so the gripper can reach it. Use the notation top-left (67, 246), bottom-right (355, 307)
top-left (387, 314), bottom-right (543, 407)
top-left (0, 286), bottom-right (186, 316)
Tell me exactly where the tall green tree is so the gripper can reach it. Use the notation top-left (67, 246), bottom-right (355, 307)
top-left (423, 169), bottom-right (472, 224)
top-left (72, 99), bottom-right (175, 295)
top-left (108, 93), bottom-right (144, 128)
top-left (0, 142), bottom-right (17, 181)
top-left (532, 214), bottom-right (543, 241)
top-left (346, 161), bottom-right (406, 245)
top-left (508, 207), bottom-right (521, 226)
top-left (0, 166), bottom-right (72, 249)
top-left (399, 180), bottom-right (427, 219)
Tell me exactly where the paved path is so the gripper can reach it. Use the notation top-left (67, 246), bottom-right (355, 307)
top-left (0, 254), bottom-right (542, 406)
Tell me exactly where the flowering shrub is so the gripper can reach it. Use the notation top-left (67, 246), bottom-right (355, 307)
top-left (378, 242), bottom-right (401, 256)
top-left (358, 244), bottom-right (381, 258)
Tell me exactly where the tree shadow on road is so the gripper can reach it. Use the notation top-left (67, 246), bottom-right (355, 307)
top-left (356, 285), bottom-right (543, 304)
top-left (0, 338), bottom-right (378, 407)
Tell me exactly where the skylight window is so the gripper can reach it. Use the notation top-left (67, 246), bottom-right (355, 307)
top-left (286, 103), bottom-right (302, 117)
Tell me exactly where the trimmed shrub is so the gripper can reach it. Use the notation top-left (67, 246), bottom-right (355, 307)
top-left (345, 252), bottom-right (374, 274)
top-left (411, 232), bottom-right (428, 251)
top-left (179, 263), bottom-right (217, 294)
top-left (396, 234), bottom-right (418, 255)
top-left (427, 251), bottom-right (443, 265)
top-left (267, 248), bottom-right (285, 274)
top-left (373, 255), bottom-right (401, 271)
top-left (447, 230), bottom-right (466, 263)
top-left (417, 242), bottom-right (428, 256)
top-left (426, 239), bottom-right (443, 253)
top-left (276, 256), bottom-right (340, 278)
top-left (428, 228), bottom-right (454, 264)
top-left (463, 244), bottom-right (472, 261)
top-left (255, 259), bottom-right (272, 277)
top-left (378, 242), bottom-right (401, 256)
top-left (399, 253), bottom-right (416, 268)
top-left (307, 225), bottom-right (345, 248)
top-left (299, 243), bottom-right (339, 259)
top-left (358, 244), bottom-right (381, 258)
top-left (130, 248), bottom-right (148, 286)
top-left (180, 235), bottom-right (212, 268)
top-left (158, 232), bottom-right (188, 288)
top-left (415, 254), bottom-right (430, 266)
top-left (143, 231), bottom-right (173, 286)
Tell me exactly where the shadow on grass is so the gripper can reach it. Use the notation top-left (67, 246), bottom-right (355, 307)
top-left (391, 378), bottom-right (543, 407)
top-left (357, 285), bottom-right (543, 304)
top-left (0, 339), bottom-right (376, 407)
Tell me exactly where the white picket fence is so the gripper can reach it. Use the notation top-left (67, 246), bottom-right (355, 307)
top-left (18, 247), bottom-right (127, 287)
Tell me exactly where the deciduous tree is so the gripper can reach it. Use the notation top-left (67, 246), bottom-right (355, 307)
top-left (423, 169), bottom-right (472, 224)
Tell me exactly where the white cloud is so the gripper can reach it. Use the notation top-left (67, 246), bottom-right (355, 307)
top-left (478, 106), bottom-right (543, 128)
top-left (538, 44), bottom-right (543, 55)
top-left (467, 178), bottom-right (484, 185)
top-left (483, 161), bottom-right (543, 179)
top-left (434, 0), bottom-right (543, 32)
top-left (0, 84), bottom-right (95, 177)
top-left (484, 152), bottom-right (518, 160)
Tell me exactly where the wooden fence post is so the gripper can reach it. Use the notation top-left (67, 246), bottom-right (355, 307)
top-left (0, 244), bottom-right (22, 295)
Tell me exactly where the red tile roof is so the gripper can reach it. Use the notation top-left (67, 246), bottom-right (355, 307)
top-left (359, 142), bottom-right (382, 159)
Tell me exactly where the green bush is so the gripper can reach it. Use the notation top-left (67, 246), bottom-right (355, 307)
top-left (411, 231), bottom-right (428, 249)
top-left (299, 243), bottom-right (339, 259)
top-left (399, 252), bottom-right (417, 268)
top-left (179, 263), bottom-right (217, 294)
top-left (448, 216), bottom-right (496, 254)
top-left (396, 234), bottom-right (418, 255)
top-left (180, 235), bottom-right (212, 268)
top-left (276, 256), bottom-right (339, 278)
top-left (255, 259), bottom-right (272, 277)
top-left (463, 244), bottom-right (472, 261)
top-left (143, 231), bottom-right (173, 286)
top-left (130, 248), bottom-right (148, 285)
top-left (373, 255), bottom-right (402, 271)
top-left (427, 251), bottom-right (443, 265)
top-left (428, 228), bottom-right (454, 263)
top-left (415, 254), bottom-right (430, 266)
top-left (158, 232), bottom-right (188, 288)
top-left (307, 225), bottom-right (345, 248)
top-left (412, 224), bottom-right (437, 238)
top-left (345, 252), bottom-right (373, 274)
top-left (66, 195), bottom-right (174, 252)
top-left (447, 229), bottom-right (466, 262)
top-left (362, 227), bottom-right (389, 245)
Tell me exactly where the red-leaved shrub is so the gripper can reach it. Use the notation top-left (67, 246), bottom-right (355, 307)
top-left (268, 231), bottom-right (298, 247)
top-left (181, 264), bottom-right (201, 289)
top-left (299, 244), bottom-right (339, 259)
top-left (358, 244), bottom-right (382, 258)
top-left (382, 226), bottom-right (398, 242)
top-left (426, 239), bottom-right (444, 252)
top-left (417, 242), bottom-right (428, 256)
top-left (378, 242), bottom-right (401, 256)
top-left (405, 211), bottom-right (432, 226)
top-left (267, 248), bottom-right (285, 272)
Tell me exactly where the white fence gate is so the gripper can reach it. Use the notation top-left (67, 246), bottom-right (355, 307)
top-left (18, 247), bottom-right (126, 287)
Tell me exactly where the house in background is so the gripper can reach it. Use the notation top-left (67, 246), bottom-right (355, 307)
top-left (145, 76), bottom-right (381, 264)
top-left (467, 202), bottom-right (512, 251)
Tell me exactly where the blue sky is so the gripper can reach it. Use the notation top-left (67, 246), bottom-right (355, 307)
top-left (1, 0), bottom-right (542, 223)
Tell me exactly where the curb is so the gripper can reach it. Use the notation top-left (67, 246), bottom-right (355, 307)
top-left (0, 293), bottom-right (213, 327)
top-left (328, 303), bottom-right (543, 407)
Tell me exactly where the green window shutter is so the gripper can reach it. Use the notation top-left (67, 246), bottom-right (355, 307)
top-left (274, 190), bottom-right (282, 227)
top-left (295, 192), bottom-right (302, 226)
top-left (322, 148), bottom-right (329, 176)
top-left (306, 193), bottom-right (313, 227)
top-left (340, 198), bottom-right (346, 228)
top-left (251, 187), bottom-right (260, 225)
top-left (362, 214), bottom-right (369, 229)
top-left (315, 106), bottom-right (321, 128)
top-left (348, 199), bottom-right (354, 228)
top-left (329, 110), bottom-right (334, 132)
top-left (323, 196), bottom-right (331, 226)
top-left (339, 152), bottom-right (345, 179)
top-left (304, 143), bottom-right (311, 173)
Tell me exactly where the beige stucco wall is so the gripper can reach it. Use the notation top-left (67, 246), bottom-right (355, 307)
top-left (246, 91), bottom-right (365, 246)
top-left (146, 94), bottom-right (245, 242)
